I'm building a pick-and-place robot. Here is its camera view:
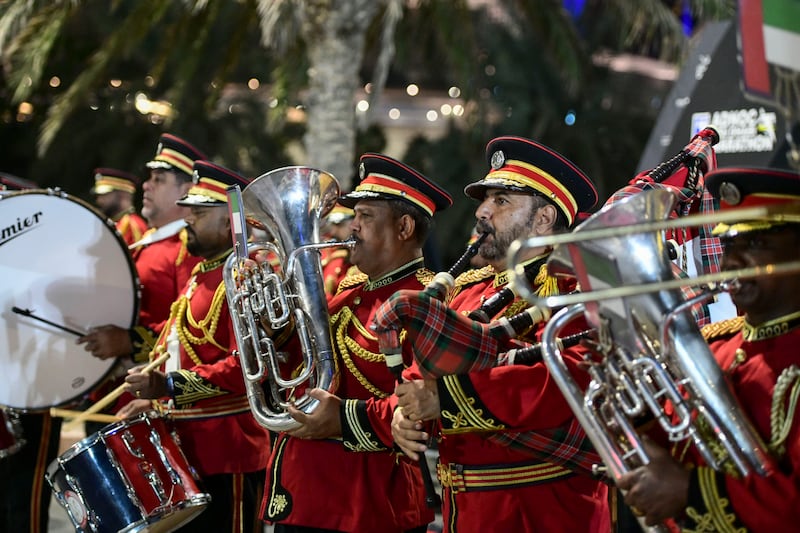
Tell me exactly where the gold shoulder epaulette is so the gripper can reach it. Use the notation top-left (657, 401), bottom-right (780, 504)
top-left (416, 268), bottom-right (435, 286)
top-left (701, 316), bottom-right (745, 341)
top-left (454, 266), bottom-right (495, 288)
top-left (337, 267), bottom-right (368, 292)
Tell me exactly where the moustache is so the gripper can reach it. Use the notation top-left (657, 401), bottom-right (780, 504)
top-left (475, 220), bottom-right (495, 236)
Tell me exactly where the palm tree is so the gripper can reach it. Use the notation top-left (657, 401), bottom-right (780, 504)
top-left (0, 0), bottom-right (733, 193)
top-left (0, 0), bottom-right (394, 186)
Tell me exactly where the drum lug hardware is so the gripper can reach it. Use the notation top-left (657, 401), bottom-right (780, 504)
top-left (122, 430), bottom-right (145, 458)
top-left (139, 461), bottom-right (169, 505)
top-left (149, 427), bottom-right (182, 486)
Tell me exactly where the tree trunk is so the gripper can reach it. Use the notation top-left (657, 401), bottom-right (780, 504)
top-left (299, 0), bottom-right (382, 191)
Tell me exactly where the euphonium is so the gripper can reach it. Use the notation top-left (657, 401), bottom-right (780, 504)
top-left (512, 189), bottom-right (777, 530)
top-left (223, 166), bottom-right (352, 432)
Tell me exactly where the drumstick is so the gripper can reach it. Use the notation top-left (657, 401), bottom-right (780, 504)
top-left (49, 408), bottom-right (120, 424)
top-left (11, 306), bottom-right (86, 337)
top-left (62, 352), bottom-right (170, 431)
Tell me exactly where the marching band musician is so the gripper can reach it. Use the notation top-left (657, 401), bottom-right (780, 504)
top-left (89, 167), bottom-right (149, 247)
top-left (261, 154), bottom-right (453, 533)
top-left (381, 137), bottom-right (611, 532)
top-left (123, 160), bottom-right (271, 532)
top-left (78, 134), bottom-right (206, 429)
top-left (617, 167), bottom-right (800, 532)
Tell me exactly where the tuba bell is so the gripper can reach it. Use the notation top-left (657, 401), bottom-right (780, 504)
top-left (223, 166), bottom-right (353, 432)
top-left (509, 189), bottom-right (783, 530)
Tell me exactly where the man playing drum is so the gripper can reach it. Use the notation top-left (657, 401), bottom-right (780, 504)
top-left (124, 160), bottom-right (271, 532)
top-left (78, 133), bottom-right (206, 428)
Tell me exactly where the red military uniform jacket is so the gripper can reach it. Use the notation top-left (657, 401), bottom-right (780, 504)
top-left (131, 227), bottom-right (201, 354)
top-left (89, 225), bottom-right (201, 409)
top-left (150, 251), bottom-right (270, 477)
top-left (403, 258), bottom-right (610, 533)
top-left (113, 209), bottom-right (148, 248)
top-left (263, 258), bottom-right (435, 532)
top-left (674, 314), bottom-right (800, 532)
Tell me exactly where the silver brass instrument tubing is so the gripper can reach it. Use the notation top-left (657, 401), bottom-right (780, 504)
top-left (508, 200), bottom-right (800, 309)
top-left (223, 166), bottom-right (349, 433)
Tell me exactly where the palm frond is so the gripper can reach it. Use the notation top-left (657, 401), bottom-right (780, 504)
top-left (0, 0), bottom-right (40, 55)
top-left (38, 0), bottom-right (172, 155)
top-left (513, 0), bottom-right (591, 98)
top-left (161, 2), bottom-right (219, 115)
top-left (254, 0), bottom-right (299, 53)
top-left (3, 3), bottom-right (75, 102)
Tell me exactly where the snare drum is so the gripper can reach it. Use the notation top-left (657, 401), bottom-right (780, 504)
top-left (0, 407), bottom-right (25, 458)
top-left (0, 189), bottom-right (140, 410)
top-left (47, 412), bottom-right (210, 532)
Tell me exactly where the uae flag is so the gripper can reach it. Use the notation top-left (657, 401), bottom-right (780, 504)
top-left (739, 0), bottom-right (800, 98)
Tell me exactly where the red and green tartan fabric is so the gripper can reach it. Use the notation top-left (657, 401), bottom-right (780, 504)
top-left (606, 169), bottom-right (721, 327)
top-left (490, 419), bottom-right (602, 475)
top-left (373, 289), bottom-right (604, 475)
top-left (372, 289), bottom-right (521, 377)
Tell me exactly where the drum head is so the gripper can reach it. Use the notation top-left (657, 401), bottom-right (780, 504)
top-left (0, 190), bottom-right (139, 410)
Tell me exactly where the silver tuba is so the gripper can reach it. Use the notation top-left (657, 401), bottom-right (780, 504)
top-left (223, 166), bottom-right (352, 432)
top-left (509, 189), bottom-right (779, 530)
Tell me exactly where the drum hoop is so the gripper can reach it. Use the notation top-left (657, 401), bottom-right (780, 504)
top-left (1, 189), bottom-right (142, 411)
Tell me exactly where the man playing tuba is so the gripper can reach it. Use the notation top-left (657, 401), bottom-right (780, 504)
top-left (618, 167), bottom-right (800, 532)
top-left (261, 154), bottom-right (452, 533)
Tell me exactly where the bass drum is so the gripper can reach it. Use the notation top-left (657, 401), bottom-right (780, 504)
top-left (0, 189), bottom-right (139, 410)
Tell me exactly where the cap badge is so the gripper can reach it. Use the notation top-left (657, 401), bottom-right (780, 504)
top-left (94, 172), bottom-right (103, 182)
top-left (719, 181), bottom-right (742, 206)
top-left (192, 170), bottom-right (201, 184)
top-left (358, 162), bottom-right (366, 180)
top-left (156, 142), bottom-right (163, 155)
top-left (490, 150), bottom-right (506, 170)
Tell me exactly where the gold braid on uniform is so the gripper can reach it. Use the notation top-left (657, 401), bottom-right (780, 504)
top-left (331, 306), bottom-right (398, 399)
top-left (684, 464), bottom-right (746, 533)
top-left (175, 228), bottom-right (190, 267)
top-left (532, 262), bottom-right (560, 298)
top-left (172, 254), bottom-right (230, 366)
top-left (451, 266), bottom-right (495, 302)
top-left (336, 267), bottom-right (367, 294)
top-left (170, 368), bottom-right (226, 407)
top-left (769, 365), bottom-right (800, 458)
top-left (130, 325), bottom-right (158, 363)
top-left (497, 262), bottom-right (559, 340)
top-left (700, 317), bottom-right (745, 341)
top-left (128, 214), bottom-right (145, 242)
top-left (116, 212), bottom-right (130, 231)
top-left (438, 374), bottom-right (506, 433)
top-left (329, 269), bottom-right (429, 398)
